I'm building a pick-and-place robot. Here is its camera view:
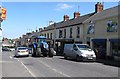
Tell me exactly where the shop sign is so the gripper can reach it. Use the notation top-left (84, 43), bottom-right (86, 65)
top-left (107, 20), bottom-right (118, 32)
top-left (87, 24), bottom-right (95, 34)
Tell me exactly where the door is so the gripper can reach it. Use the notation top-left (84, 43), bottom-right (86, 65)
top-left (71, 44), bottom-right (78, 59)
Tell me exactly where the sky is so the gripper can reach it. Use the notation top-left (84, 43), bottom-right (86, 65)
top-left (1, 2), bottom-right (118, 39)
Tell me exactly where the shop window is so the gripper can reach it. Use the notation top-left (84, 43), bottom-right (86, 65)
top-left (112, 42), bottom-right (120, 57)
top-left (70, 28), bottom-right (72, 38)
top-left (59, 30), bottom-right (63, 38)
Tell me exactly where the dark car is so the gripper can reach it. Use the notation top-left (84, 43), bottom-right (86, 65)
top-left (2, 47), bottom-right (10, 51)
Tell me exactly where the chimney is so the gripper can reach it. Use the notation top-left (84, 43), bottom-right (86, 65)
top-left (32, 31), bottom-right (34, 33)
top-left (44, 27), bottom-right (46, 29)
top-left (63, 15), bottom-right (69, 21)
top-left (49, 21), bottom-right (54, 25)
top-left (39, 28), bottom-right (42, 32)
top-left (95, 2), bottom-right (103, 13)
top-left (36, 30), bottom-right (38, 32)
top-left (74, 12), bottom-right (80, 18)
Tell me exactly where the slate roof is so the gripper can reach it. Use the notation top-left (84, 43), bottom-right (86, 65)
top-left (83, 5), bottom-right (119, 23)
top-left (56, 13), bottom-right (95, 29)
top-left (42, 12), bottom-right (95, 31)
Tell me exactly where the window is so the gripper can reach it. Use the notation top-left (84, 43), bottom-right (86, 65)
top-left (47, 33), bottom-right (49, 39)
top-left (70, 28), bottom-right (72, 38)
top-left (59, 30), bottom-right (63, 38)
top-left (77, 27), bottom-right (80, 38)
top-left (45, 34), bottom-right (46, 37)
top-left (50, 33), bottom-right (52, 39)
top-left (64, 29), bottom-right (66, 38)
top-left (87, 23), bottom-right (95, 34)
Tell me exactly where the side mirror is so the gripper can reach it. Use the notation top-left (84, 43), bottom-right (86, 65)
top-left (74, 47), bottom-right (78, 51)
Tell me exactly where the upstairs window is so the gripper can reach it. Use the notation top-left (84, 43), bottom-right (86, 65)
top-left (77, 27), bottom-right (80, 38)
top-left (64, 29), bottom-right (66, 38)
top-left (59, 30), bottom-right (63, 38)
top-left (45, 34), bottom-right (46, 37)
top-left (70, 28), bottom-right (72, 38)
top-left (50, 33), bottom-right (52, 39)
top-left (47, 33), bottom-right (49, 39)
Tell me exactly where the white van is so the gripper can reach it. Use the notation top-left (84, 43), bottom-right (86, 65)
top-left (63, 44), bottom-right (96, 61)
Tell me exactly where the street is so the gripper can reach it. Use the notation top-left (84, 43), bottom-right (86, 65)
top-left (0, 51), bottom-right (119, 77)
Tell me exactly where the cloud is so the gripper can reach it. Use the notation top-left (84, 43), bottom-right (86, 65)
top-left (56, 3), bottom-right (73, 11)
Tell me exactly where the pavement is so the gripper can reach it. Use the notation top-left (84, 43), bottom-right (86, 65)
top-left (96, 59), bottom-right (120, 67)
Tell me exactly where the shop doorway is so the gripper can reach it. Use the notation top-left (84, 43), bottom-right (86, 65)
top-left (92, 39), bottom-right (107, 59)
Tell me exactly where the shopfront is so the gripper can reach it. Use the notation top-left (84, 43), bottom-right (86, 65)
top-left (55, 38), bottom-right (74, 55)
top-left (109, 39), bottom-right (120, 58)
top-left (92, 39), bottom-right (107, 59)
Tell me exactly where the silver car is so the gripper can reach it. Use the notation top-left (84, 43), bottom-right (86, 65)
top-left (15, 47), bottom-right (29, 57)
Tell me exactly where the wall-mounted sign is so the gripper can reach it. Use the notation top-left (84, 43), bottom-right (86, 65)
top-left (87, 24), bottom-right (95, 34)
top-left (107, 20), bottom-right (118, 32)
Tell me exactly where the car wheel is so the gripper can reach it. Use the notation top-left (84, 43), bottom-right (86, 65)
top-left (64, 54), bottom-right (67, 59)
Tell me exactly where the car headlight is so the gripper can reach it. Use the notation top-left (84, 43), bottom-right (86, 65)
top-left (81, 53), bottom-right (87, 57)
top-left (93, 54), bottom-right (96, 57)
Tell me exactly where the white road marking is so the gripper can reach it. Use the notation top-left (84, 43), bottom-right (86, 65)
top-left (20, 61), bottom-right (36, 77)
top-left (9, 56), bottom-right (12, 59)
top-left (37, 59), bottom-right (71, 77)
top-left (16, 59), bottom-right (36, 77)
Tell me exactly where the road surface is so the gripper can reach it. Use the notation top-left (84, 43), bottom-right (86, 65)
top-left (0, 51), bottom-right (119, 78)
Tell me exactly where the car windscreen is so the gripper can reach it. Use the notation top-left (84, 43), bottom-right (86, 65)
top-left (77, 45), bottom-right (90, 50)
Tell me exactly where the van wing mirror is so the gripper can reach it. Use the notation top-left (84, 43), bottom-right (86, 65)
top-left (74, 47), bottom-right (78, 51)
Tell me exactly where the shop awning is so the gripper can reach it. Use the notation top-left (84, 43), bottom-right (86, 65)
top-left (91, 39), bottom-right (107, 43)
top-left (109, 38), bottom-right (120, 43)
top-left (55, 38), bottom-right (74, 42)
top-left (34, 36), bottom-right (47, 39)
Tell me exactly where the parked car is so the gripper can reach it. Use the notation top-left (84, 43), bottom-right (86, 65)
top-left (15, 47), bottom-right (29, 57)
top-left (9, 48), bottom-right (15, 51)
top-left (63, 44), bottom-right (96, 61)
top-left (2, 47), bottom-right (10, 51)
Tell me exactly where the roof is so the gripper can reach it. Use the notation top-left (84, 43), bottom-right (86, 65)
top-left (83, 5), bottom-right (119, 23)
top-left (42, 24), bottom-right (54, 31)
top-left (42, 12), bottom-right (95, 32)
top-left (56, 13), bottom-right (95, 29)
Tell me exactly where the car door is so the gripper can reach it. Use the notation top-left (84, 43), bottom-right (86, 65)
top-left (71, 44), bottom-right (78, 58)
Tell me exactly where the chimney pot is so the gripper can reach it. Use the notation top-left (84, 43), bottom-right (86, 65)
top-left (63, 15), bottom-right (69, 21)
top-left (36, 30), bottom-right (38, 32)
top-left (95, 2), bottom-right (103, 13)
top-left (44, 27), bottom-right (46, 29)
top-left (74, 12), bottom-right (80, 18)
top-left (39, 28), bottom-right (42, 31)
